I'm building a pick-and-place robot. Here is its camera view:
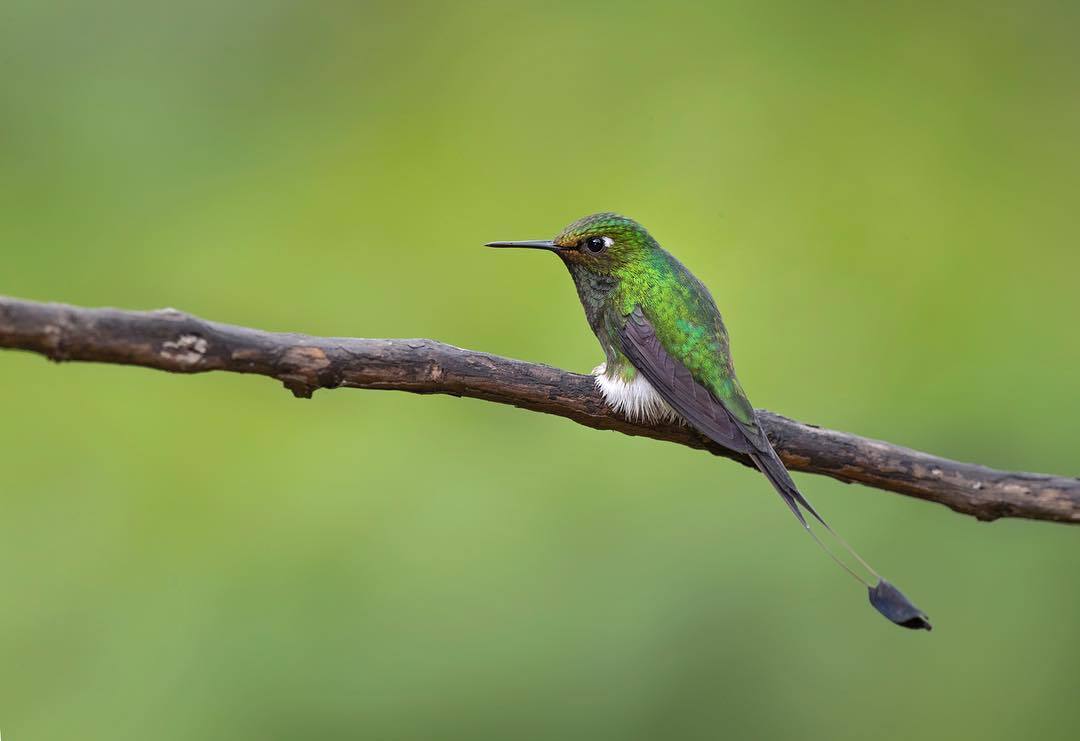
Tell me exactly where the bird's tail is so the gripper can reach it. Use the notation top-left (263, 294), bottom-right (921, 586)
top-left (750, 445), bottom-right (931, 630)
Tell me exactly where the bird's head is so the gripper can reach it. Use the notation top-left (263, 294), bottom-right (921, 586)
top-left (486, 212), bottom-right (657, 275)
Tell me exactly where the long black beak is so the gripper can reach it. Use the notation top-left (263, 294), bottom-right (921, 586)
top-left (484, 240), bottom-right (557, 251)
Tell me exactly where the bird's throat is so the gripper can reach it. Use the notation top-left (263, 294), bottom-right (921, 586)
top-left (564, 262), bottom-right (618, 336)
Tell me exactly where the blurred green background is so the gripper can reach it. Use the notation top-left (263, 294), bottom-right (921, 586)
top-left (2, 2), bottom-right (1079, 739)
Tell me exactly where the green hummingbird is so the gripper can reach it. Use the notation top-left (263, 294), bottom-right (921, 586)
top-left (488, 212), bottom-right (930, 630)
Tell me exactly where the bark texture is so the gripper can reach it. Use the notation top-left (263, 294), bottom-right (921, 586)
top-left (2, 295), bottom-right (1077, 524)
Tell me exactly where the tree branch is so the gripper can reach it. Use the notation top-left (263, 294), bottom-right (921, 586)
top-left (2, 294), bottom-right (1077, 524)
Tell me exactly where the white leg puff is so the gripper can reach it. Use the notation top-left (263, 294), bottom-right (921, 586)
top-left (592, 363), bottom-right (680, 424)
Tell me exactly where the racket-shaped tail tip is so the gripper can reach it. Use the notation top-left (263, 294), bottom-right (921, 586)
top-left (869, 579), bottom-right (931, 631)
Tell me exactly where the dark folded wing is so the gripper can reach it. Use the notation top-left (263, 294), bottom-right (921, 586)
top-left (619, 306), bottom-right (825, 529)
top-left (618, 307), bottom-right (750, 454)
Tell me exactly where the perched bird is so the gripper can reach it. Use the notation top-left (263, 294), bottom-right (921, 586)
top-left (487, 212), bottom-right (930, 630)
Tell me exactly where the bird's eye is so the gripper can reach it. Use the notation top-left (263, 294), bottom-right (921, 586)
top-left (582, 236), bottom-right (611, 253)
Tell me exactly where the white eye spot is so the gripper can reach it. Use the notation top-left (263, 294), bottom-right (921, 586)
top-left (601, 236), bottom-right (614, 248)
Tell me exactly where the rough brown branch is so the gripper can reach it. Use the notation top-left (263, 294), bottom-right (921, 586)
top-left (2, 294), bottom-right (1077, 524)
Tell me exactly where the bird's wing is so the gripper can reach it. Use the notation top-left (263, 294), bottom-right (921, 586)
top-left (618, 305), bottom-right (824, 529)
top-left (616, 306), bottom-right (749, 454)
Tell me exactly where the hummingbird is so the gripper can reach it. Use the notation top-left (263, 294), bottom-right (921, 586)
top-left (487, 212), bottom-right (930, 630)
